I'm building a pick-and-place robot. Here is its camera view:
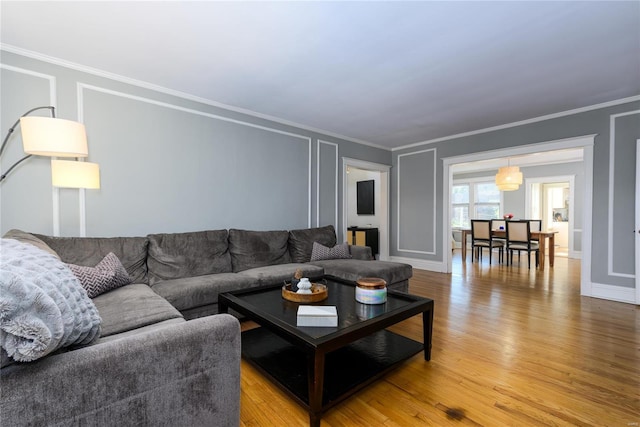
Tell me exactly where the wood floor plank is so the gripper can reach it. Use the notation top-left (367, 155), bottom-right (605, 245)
top-left (240, 254), bottom-right (640, 426)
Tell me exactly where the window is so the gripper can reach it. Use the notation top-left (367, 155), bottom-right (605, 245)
top-left (452, 179), bottom-right (501, 228)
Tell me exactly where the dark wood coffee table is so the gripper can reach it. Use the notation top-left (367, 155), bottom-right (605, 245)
top-left (219, 278), bottom-right (434, 427)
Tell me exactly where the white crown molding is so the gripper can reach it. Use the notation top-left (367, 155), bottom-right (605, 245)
top-left (1, 44), bottom-right (388, 151)
top-left (393, 95), bottom-right (640, 152)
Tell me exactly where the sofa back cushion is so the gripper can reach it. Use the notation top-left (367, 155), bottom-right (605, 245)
top-left (35, 234), bottom-right (149, 284)
top-left (228, 229), bottom-right (291, 272)
top-left (3, 229), bottom-right (61, 259)
top-left (147, 230), bottom-right (232, 284)
top-left (288, 225), bottom-right (337, 263)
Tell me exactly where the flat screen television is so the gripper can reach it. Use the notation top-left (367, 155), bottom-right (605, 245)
top-left (357, 180), bottom-right (375, 215)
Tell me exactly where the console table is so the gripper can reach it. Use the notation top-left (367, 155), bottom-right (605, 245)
top-left (347, 227), bottom-right (379, 257)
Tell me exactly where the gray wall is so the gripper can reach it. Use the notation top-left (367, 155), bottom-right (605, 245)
top-left (0, 51), bottom-right (390, 239)
top-left (392, 100), bottom-right (640, 290)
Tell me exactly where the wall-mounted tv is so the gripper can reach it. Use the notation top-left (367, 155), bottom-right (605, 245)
top-left (357, 180), bottom-right (375, 215)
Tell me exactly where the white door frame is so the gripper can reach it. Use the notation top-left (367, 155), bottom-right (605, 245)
top-left (442, 134), bottom-right (595, 297)
top-left (342, 157), bottom-right (391, 260)
top-left (635, 140), bottom-right (640, 304)
top-left (524, 175), bottom-right (577, 258)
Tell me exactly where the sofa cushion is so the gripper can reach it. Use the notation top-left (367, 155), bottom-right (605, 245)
top-left (35, 234), bottom-right (149, 284)
top-left (288, 225), bottom-right (337, 263)
top-left (67, 252), bottom-right (132, 298)
top-left (147, 230), bottom-right (232, 285)
top-left (228, 229), bottom-right (291, 272)
top-left (92, 283), bottom-right (182, 337)
top-left (238, 263), bottom-right (324, 286)
top-left (2, 229), bottom-right (60, 259)
top-left (310, 242), bottom-right (352, 261)
top-left (150, 273), bottom-right (257, 312)
top-left (308, 259), bottom-right (412, 286)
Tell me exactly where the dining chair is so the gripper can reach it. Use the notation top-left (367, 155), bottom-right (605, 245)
top-left (505, 220), bottom-right (539, 269)
top-left (490, 219), bottom-right (507, 245)
top-left (524, 219), bottom-right (542, 243)
top-left (471, 219), bottom-right (504, 264)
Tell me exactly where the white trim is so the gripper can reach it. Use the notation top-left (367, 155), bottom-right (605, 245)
top-left (1, 44), bottom-right (386, 151)
top-left (342, 157), bottom-right (391, 259)
top-left (590, 282), bottom-right (636, 304)
top-left (442, 135), bottom-right (595, 297)
top-left (77, 83), bottom-right (314, 231)
top-left (636, 139), bottom-right (640, 304)
top-left (389, 256), bottom-right (447, 273)
top-left (608, 110), bottom-right (640, 279)
top-left (452, 175), bottom-right (504, 231)
top-left (317, 140), bottom-right (339, 230)
top-left (524, 175), bottom-right (576, 257)
top-left (396, 148), bottom-right (437, 255)
top-left (393, 96), bottom-right (640, 152)
top-left (0, 64), bottom-right (59, 235)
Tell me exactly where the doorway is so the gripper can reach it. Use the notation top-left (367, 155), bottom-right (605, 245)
top-left (342, 158), bottom-right (391, 260)
top-left (442, 135), bottom-right (595, 296)
top-left (526, 176), bottom-right (575, 258)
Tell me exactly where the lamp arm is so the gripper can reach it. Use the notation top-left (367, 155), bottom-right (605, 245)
top-left (0, 106), bottom-right (56, 182)
top-left (0, 154), bottom-right (32, 182)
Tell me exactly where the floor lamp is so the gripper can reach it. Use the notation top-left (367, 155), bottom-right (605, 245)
top-left (51, 160), bottom-right (100, 237)
top-left (1, 106), bottom-right (99, 236)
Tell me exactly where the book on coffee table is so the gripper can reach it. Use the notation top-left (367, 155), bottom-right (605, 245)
top-left (297, 305), bottom-right (338, 327)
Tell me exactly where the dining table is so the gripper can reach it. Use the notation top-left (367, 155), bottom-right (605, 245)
top-left (459, 229), bottom-right (558, 270)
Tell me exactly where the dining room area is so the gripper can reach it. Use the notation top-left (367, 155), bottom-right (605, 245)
top-left (450, 149), bottom-right (584, 271)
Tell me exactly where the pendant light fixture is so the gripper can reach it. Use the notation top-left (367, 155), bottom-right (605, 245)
top-left (495, 158), bottom-right (522, 191)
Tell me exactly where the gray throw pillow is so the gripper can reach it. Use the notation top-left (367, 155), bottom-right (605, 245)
top-left (310, 242), bottom-right (352, 261)
top-left (288, 225), bottom-right (337, 263)
top-left (67, 252), bottom-right (132, 298)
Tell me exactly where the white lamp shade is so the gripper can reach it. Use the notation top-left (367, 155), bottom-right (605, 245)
top-left (21, 116), bottom-right (88, 157)
top-left (51, 160), bottom-right (100, 189)
top-left (495, 166), bottom-right (523, 191)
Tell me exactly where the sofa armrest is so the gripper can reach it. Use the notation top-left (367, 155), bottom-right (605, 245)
top-left (350, 245), bottom-right (373, 260)
top-left (1, 314), bottom-right (240, 427)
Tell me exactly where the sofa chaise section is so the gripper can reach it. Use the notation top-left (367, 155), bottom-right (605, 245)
top-left (1, 314), bottom-right (241, 426)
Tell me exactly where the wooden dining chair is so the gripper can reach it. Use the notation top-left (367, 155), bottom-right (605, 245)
top-left (471, 219), bottom-right (504, 264)
top-left (490, 219), bottom-right (507, 245)
top-left (505, 220), bottom-right (539, 269)
top-left (523, 219), bottom-right (542, 243)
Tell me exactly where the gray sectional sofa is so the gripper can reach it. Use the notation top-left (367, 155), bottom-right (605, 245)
top-left (1, 225), bottom-right (412, 426)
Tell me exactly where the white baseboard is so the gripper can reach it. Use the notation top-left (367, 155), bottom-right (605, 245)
top-left (390, 256), bottom-right (447, 273)
top-left (588, 282), bottom-right (637, 304)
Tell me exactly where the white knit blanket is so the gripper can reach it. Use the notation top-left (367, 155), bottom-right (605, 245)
top-left (0, 239), bottom-right (101, 363)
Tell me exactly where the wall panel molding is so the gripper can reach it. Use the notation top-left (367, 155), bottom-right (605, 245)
top-left (608, 110), bottom-right (640, 279)
top-left (0, 64), bottom-right (59, 235)
top-left (396, 148), bottom-right (437, 255)
top-left (77, 83), bottom-right (313, 229)
top-left (317, 140), bottom-right (338, 230)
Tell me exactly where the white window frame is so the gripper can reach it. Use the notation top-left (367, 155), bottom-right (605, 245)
top-left (452, 176), bottom-right (504, 229)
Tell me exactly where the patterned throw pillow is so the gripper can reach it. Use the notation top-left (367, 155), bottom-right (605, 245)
top-left (310, 242), bottom-right (352, 262)
top-left (67, 252), bottom-right (132, 298)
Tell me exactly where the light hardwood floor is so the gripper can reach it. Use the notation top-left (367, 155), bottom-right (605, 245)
top-left (240, 252), bottom-right (640, 426)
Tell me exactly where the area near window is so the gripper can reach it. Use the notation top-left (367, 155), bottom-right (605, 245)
top-left (452, 177), bottom-right (502, 229)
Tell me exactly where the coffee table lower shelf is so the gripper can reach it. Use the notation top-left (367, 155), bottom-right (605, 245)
top-left (242, 326), bottom-right (423, 414)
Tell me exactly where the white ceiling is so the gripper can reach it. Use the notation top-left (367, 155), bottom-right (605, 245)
top-left (1, 1), bottom-right (639, 150)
